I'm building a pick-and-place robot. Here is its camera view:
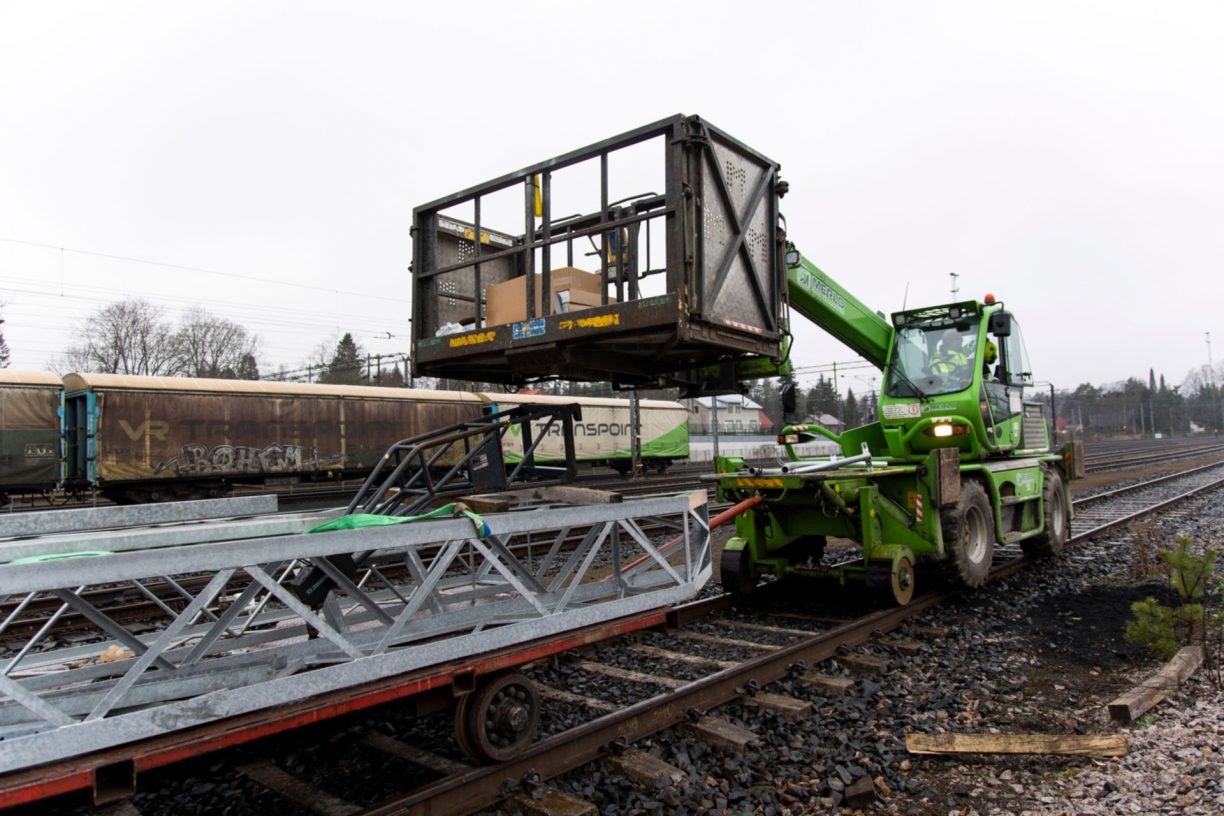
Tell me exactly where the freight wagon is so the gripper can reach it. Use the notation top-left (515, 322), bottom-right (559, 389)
top-left (0, 371), bottom-right (63, 504)
top-left (14, 374), bottom-right (690, 503)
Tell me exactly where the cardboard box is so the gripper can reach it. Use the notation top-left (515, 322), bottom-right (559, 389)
top-left (558, 288), bottom-right (616, 313)
top-left (548, 267), bottom-right (601, 295)
top-left (485, 275), bottom-right (540, 326)
top-left (485, 268), bottom-right (606, 325)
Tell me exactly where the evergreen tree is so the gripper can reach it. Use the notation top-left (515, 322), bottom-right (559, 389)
top-left (374, 366), bottom-right (405, 387)
top-left (234, 353), bottom-right (260, 381)
top-left (320, 333), bottom-right (366, 385)
top-left (806, 376), bottom-right (840, 420)
top-left (842, 388), bottom-right (859, 427)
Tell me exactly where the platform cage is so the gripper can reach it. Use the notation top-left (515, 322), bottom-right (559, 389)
top-left (411, 114), bottom-right (785, 386)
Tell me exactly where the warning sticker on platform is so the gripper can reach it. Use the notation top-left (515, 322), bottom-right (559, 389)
top-left (882, 403), bottom-right (921, 419)
top-left (512, 319), bottom-right (546, 340)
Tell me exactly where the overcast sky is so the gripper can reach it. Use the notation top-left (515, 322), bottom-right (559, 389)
top-left (2, 1), bottom-right (1221, 393)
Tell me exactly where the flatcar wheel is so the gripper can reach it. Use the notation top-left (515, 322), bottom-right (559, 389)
top-left (720, 545), bottom-right (756, 597)
top-left (458, 672), bottom-right (539, 763)
top-left (452, 694), bottom-right (479, 760)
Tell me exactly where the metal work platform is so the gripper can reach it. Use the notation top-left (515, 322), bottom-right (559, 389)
top-left (0, 489), bottom-right (711, 795)
top-left (411, 113), bottom-right (785, 386)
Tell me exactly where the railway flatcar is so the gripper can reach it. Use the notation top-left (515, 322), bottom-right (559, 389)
top-left (46, 374), bottom-right (688, 503)
top-left (0, 371), bottom-right (62, 504)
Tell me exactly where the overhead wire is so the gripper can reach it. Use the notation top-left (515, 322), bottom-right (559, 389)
top-left (0, 237), bottom-right (412, 303)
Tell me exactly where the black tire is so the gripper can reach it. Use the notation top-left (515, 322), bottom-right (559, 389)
top-left (1023, 469), bottom-right (1068, 558)
top-left (940, 480), bottom-right (995, 588)
top-left (720, 545), bottom-right (756, 597)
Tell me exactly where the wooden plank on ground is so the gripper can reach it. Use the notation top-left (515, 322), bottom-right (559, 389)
top-left (905, 733), bottom-right (1128, 757)
top-left (1108, 645), bottom-right (1204, 724)
top-left (524, 485), bottom-right (623, 504)
top-left (457, 496), bottom-right (512, 514)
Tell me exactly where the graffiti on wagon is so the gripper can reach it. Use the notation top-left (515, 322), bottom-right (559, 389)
top-left (155, 442), bottom-right (343, 476)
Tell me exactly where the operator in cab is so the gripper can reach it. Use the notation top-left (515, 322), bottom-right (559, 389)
top-left (929, 330), bottom-right (974, 380)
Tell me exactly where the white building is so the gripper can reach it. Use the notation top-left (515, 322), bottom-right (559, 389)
top-left (687, 395), bottom-right (770, 435)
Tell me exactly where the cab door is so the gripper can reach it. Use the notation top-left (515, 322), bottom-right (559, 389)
top-left (982, 314), bottom-right (1032, 450)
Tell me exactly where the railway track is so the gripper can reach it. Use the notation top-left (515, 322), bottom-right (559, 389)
top-left (18, 457), bottom-right (1219, 815)
top-left (3, 438), bottom-right (1221, 516)
top-left (4, 451), bottom-right (1221, 644)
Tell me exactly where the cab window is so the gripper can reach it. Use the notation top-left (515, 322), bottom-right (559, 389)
top-left (999, 319), bottom-right (1033, 387)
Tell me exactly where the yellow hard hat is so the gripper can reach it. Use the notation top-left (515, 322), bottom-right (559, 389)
top-left (984, 340), bottom-right (998, 365)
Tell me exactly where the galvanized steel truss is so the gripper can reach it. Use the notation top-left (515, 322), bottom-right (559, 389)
top-left (0, 493), bottom-right (710, 773)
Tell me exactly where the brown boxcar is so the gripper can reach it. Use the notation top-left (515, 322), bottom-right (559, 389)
top-left (62, 374), bottom-right (485, 502)
top-left (0, 370), bottom-right (62, 500)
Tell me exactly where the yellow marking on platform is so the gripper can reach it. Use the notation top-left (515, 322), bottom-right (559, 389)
top-left (448, 331), bottom-right (496, 348)
top-left (735, 478), bottom-right (784, 488)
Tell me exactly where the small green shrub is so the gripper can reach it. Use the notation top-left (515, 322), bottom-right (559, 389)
top-left (1125, 535), bottom-right (1220, 684)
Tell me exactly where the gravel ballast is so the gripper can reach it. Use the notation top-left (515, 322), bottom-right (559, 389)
top-left (500, 487), bottom-right (1224, 816)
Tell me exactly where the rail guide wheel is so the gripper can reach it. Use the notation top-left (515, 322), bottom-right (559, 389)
top-left (866, 556), bottom-right (915, 606)
top-left (454, 671), bottom-right (540, 763)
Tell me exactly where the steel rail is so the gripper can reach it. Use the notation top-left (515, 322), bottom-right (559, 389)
top-left (1069, 473), bottom-right (1224, 542)
top-left (1072, 460), bottom-right (1224, 507)
top-left (359, 591), bottom-right (951, 816)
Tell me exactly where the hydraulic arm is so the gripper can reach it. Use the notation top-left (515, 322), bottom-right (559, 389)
top-left (784, 249), bottom-right (893, 370)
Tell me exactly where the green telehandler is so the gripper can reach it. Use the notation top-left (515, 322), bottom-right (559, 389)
top-left (407, 112), bottom-right (1080, 606)
top-left (714, 245), bottom-right (1080, 604)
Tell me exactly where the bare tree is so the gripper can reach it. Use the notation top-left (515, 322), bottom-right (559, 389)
top-left (173, 307), bottom-right (260, 379)
top-left (0, 319), bottom-right (9, 370)
top-left (65, 299), bottom-right (181, 375)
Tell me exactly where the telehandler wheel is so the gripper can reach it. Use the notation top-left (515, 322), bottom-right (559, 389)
top-left (720, 546), bottom-right (756, 597)
top-left (940, 480), bottom-right (994, 588)
top-left (1022, 470), bottom-right (1069, 558)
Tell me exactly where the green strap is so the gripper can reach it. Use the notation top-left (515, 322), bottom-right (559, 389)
top-left (10, 551), bottom-right (112, 564)
top-left (306, 502), bottom-right (490, 539)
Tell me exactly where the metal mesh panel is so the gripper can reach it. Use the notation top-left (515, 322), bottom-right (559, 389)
top-left (1021, 403), bottom-right (1049, 450)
